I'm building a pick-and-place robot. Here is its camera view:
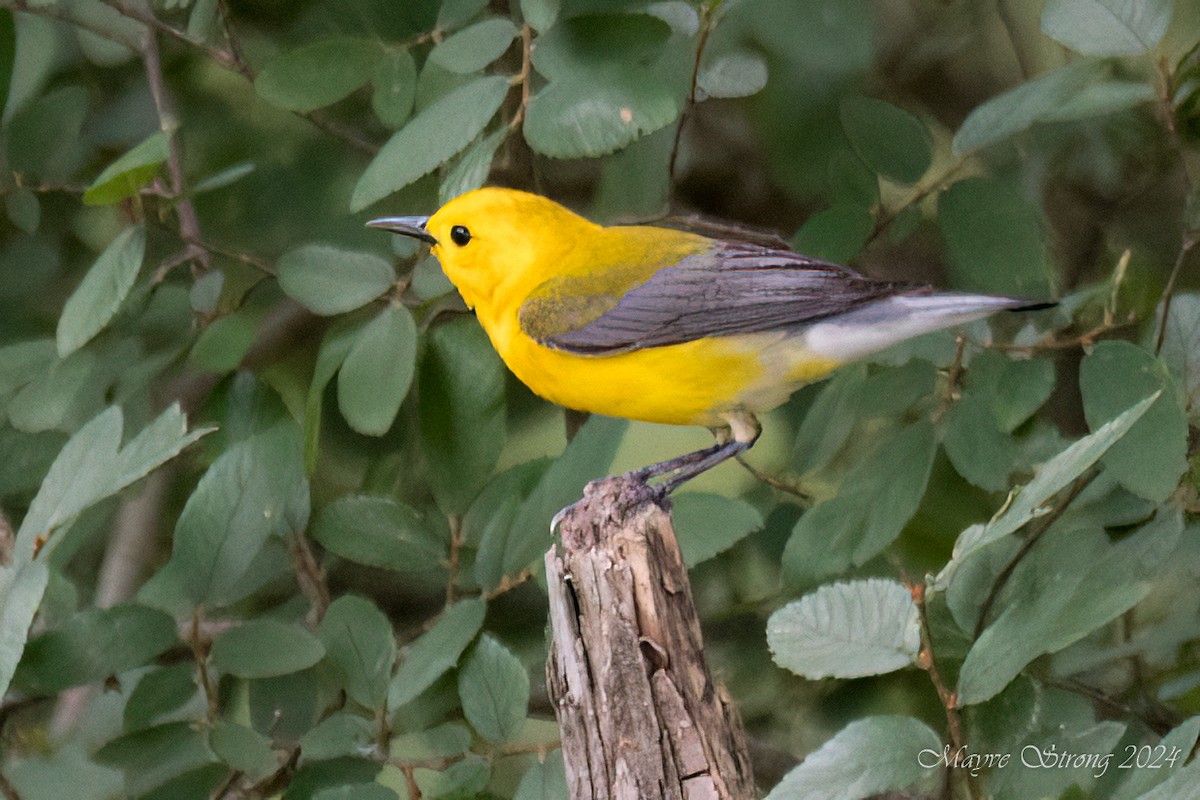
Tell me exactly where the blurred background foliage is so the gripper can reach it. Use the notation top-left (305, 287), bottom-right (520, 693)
top-left (0, 0), bottom-right (1199, 798)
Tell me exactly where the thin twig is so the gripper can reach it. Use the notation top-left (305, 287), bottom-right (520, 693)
top-left (507, 24), bottom-right (533, 131)
top-left (912, 581), bottom-right (974, 800)
top-left (0, 768), bottom-right (22, 800)
top-left (987, 319), bottom-right (1126, 355)
top-left (734, 457), bottom-right (812, 504)
top-left (483, 568), bottom-right (533, 600)
top-left (667, 3), bottom-right (715, 204)
top-left (2, 0), bottom-right (138, 47)
top-left (190, 608), bottom-right (220, 720)
top-left (867, 156), bottom-right (969, 245)
top-left (289, 532), bottom-right (331, 626)
top-left (445, 515), bottom-right (464, 607)
top-left (1154, 234), bottom-right (1198, 355)
top-left (973, 472), bottom-right (1097, 640)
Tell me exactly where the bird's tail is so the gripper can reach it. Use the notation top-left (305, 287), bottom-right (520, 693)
top-left (801, 291), bottom-right (1053, 361)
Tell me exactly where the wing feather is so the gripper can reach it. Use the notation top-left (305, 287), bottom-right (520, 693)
top-left (521, 240), bottom-right (925, 355)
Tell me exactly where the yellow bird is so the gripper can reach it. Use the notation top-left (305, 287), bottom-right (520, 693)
top-left (370, 188), bottom-right (1048, 493)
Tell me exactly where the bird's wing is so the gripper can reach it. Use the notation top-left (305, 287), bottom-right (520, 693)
top-left (519, 240), bottom-right (924, 355)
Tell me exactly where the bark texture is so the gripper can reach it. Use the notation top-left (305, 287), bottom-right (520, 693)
top-left (545, 476), bottom-right (756, 800)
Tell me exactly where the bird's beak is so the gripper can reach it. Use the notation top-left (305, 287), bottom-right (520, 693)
top-left (367, 216), bottom-right (437, 245)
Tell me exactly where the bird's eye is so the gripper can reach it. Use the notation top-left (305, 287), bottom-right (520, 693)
top-left (450, 225), bottom-right (471, 246)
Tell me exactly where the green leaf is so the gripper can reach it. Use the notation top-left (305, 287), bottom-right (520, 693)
top-left (952, 60), bottom-right (1106, 155)
top-left (320, 594), bottom-right (397, 710)
top-left (351, 75), bottom-right (510, 211)
top-left (825, 148), bottom-right (879, 208)
top-left (940, 392), bottom-right (1158, 579)
top-left (167, 422), bottom-right (307, 608)
top-left (372, 50), bottom-right (417, 129)
top-left (0, 561), bottom-right (49, 705)
top-left (962, 350), bottom-right (1056, 432)
top-left (530, 13), bottom-right (671, 79)
top-left (1157, 292), bottom-right (1200, 415)
top-left (249, 670), bottom-right (319, 743)
top-left (311, 495), bottom-right (443, 574)
top-left (0, 338), bottom-right (56, 396)
top-left (839, 96), bottom-right (932, 185)
top-left (783, 421), bottom-right (936, 587)
top-left (428, 18), bottom-right (517, 75)
top-left (419, 318), bottom-right (505, 514)
top-left (440, 128), bottom-right (507, 204)
top-left (767, 579), bottom-right (920, 679)
top-left (209, 722), bottom-right (278, 782)
top-left (523, 69), bottom-right (679, 159)
top-left (388, 597), bottom-right (485, 708)
top-left (6, 186), bottom-right (40, 233)
top-left (501, 415), bottom-right (627, 581)
top-left (1042, 0), bottom-right (1172, 56)
top-left (696, 50), bottom-right (768, 100)
top-left (764, 716), bottom-right (940, 800)
top-left (94, 721), bottom-right (216, 798)
top-left (278, 245), bottom-right (395, 316)
top-left (6, 350), bottom-right (96, 433)
top-left (190, 310), bottom-right (257, 373)
top-left (791, 364), bottom-right (867, 474)
top-left (1112, 716), bottom-right (1200, 799)
top-left (14, 604), bottom-right (177, 694)
top-left (212, 620), bottom-right (326, 679)
top-left (514, 751), bottom-right (568, 800)
top-left (672, 493), bottom-right (763, 566)
top-left (255, 38), bottom-right (381, 113)
top-left (83, 131), bottom-right (169, 206)
top-left (1038, 80), bottom-right (1155, 121)
top-left (941, 394), bottom-right (1018, 491)
top-left (937, 177), bottom-right (1050, 296)
top-left (6, 85), bottom-right (88, 178)
top-left (56, 226), bottom-right (146, 357)
top-left (520, 0), bottom-right (560, 32)
top-left (957, 512), bottom-right (1179, 705)
top-left (389, 722), bottom-right (473, 762)
top-left (304, 317), bottom-right (365, 474)
top-left (1080, 341), bottom-right (1188, 501)
top-left (124, 664), bottom-right (198, 732)
top-left (469, 460), bottom-right (550, 586)
top-left (790, 203), bottom-right (874, 263)
top-left (457, 634), bottom-right (530, 742)
top-left (337, 305), bottom-right (417, 436)
top-left (438, 0), bottom-right (489, 30)
top-left (313, 785), bottom-right (399, 800)
top-left (299, 712), bottom-right (376, 761)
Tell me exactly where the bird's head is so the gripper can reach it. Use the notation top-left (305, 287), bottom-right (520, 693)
top-left (369, 187), bottom-right (597, 310)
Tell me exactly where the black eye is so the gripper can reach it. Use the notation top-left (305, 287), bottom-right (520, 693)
top-left (450, 225), bottom-right (471, 246)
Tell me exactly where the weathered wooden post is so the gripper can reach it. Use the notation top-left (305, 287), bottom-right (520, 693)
top-left (545, 476), bottom-right (756, 799)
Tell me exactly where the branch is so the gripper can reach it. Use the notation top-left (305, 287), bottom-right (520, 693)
top-left (444, 515), bottom-right (464, 607)
top-left (507, 24), bottom-right (533, 132)
top-left (734, 456), bottom-right (812, 504)
top-left (289, 532), bottom-right (330, 626)
top-left (867, 156), bottom-right (969, 246)
top-left (667, 3), bottom-right (715, 204)
top-left (190, 608), bottom-right (220, 720)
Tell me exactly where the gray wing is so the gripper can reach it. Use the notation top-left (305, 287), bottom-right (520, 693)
top-left (528, 241), bottom-right (927, 355)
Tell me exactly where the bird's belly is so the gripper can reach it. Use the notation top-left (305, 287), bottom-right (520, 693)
top-left (497, 329), bottom-right (844, 428)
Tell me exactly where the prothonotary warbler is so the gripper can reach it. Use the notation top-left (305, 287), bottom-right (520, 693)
top-left (369, 187), bottom-right (1050, 493)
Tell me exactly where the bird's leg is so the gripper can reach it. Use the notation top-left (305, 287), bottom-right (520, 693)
top-left (631, 409), bottom-right (762, 495)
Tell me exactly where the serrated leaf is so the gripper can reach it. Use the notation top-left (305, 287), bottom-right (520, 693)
top-left (56, 226), bottom-right (146, 357)
top-left (783, 421), bottom-right (936, 587)
top-left (1042, 0), bottom-right (1172, 56)
top-left (419, 318), bottom-right (505, 514)
top-left (310, 495), bottom-right (443, 574)
top-left (942, 392), bottom-right (1158, 576)
top-left (320, 594), bottom-right (397, 709)
top-left (457, 634), bottom-right (529, 742)
top-left (764, 716), bottom-right (940, 800)
top-left (337, 305), bottom-right (417, 436)
top-left (351, 75), bottom-right (510, 211)
top-left (957, 512), bottom-right (1179, 705)
top-left (212, 620), bottom-right (326, 679)
top-left (672, 493), bottom-right (763, 566)
top-left (697, 50), bottom-right (767, 100)
top-left (388, 598), bottom-right (485, 708)
top-left (83, 131), bottom-right (169, 205)
top-left (839, 95), bottom-right (931, 185)
top-left (255, 38), bottom-right (380, 113)
top-left (277, 244), bottom-right (395, 316)
top-left (428, 18), bottom-right (517, 75)
top-left (1080, 341), bottom-right (1187, 501)
top-left (767, 579), bottom-right (920, 679)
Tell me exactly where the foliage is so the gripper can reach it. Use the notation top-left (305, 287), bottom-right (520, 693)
top-left (0, 0), bottom-right (1198, 799)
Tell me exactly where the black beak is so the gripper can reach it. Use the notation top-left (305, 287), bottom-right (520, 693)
top-left (367, 216), bottom-right (437, 245)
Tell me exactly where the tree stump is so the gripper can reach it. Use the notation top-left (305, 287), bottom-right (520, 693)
top-left (545, 476), bottom-right (756, 800)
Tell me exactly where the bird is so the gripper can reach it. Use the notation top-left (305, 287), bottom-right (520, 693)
top-left (369, 187), bottom-right (1050, 494)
